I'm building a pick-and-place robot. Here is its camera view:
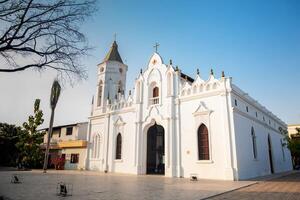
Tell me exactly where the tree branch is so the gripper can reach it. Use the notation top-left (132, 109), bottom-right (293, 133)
top-left (0, 0), bottom-right (97, 82)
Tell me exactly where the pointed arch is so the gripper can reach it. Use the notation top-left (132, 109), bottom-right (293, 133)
top-left (118, 80), bottom-right (123, 94)
top-left (198, 124), bottom-right (209, 160)
top-left (199, 84), bottom-right (204, 92)
top-left (97, 80), bottom-right (103, 106)
top-left (149, 81), bottom-right (160, 105)
top-left (206, 84), bottom-right (210, 91)
top-left (193, 85), bottom-right (197, 94)
top-left (212, 83), bottom-right (217, 89)
top-left (268, 134), bottom-right (274, 173)
top-left (116, 133), bottom-right (122, 159)
top-left (153, 87), bottom-right (159, 97)
top-left (92, 133), bottom-right (101, 158)
top-left (280, 138), bottom-right (285, 161)
top-left (251, 127), bottom-right (257, 159)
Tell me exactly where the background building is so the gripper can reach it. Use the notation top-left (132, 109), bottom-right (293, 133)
top-left (288, 124), bottom-right (300, 138)
top-left (42, 122), bottom-right (88, 170)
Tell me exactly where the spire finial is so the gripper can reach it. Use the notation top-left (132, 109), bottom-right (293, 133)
top-left (197, 68), bottom-right (200, 75)
top-left (153, 42), bottom-right (159, 53)
top-left (185, 75), bottom-right (188, 81)
top-left (210, 69), bottom-right (214, 75)
top-left (169, 59), bottom-right (172, 65)
top-left (140, 68), bottom-right (142, 74)
top-left (175, 65), bottom-right (179, 71)
top-left (222, 71), bottom-right (225, 78)
top-left (129, 90), bottom-right (132, 96)
top-left (113, 33), bottom-right (117, 41)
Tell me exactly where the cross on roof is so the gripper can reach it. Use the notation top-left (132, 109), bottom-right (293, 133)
top-left (153, 42), bottom-right (159, 53)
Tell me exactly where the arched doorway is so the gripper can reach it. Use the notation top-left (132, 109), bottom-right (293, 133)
top-left (146, 123), bottom-right (165, 175)
top-left (268, 135), bottom-right (274, 174)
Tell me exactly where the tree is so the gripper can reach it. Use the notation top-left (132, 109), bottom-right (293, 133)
top-left (16, 99), bottom-right (45, 168)
top-left (43, 79), bottom-right (61, 172)
top-left (0, 123), bottom-right (22, 166)
top-left (0, 0), bottom-right (97, 81)
top-left (283, 127), bottom-right (300, 168)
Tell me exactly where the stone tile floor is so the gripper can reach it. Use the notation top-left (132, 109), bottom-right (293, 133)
top-left (0, 170), bottom-right (255, 200)
top-left (207, 171), bottom-right (300, 200)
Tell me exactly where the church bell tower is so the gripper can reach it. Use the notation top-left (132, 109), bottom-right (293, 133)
top-left (95, 40), bottom-right (127, 109)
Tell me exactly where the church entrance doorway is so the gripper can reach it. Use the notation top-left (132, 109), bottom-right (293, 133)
top-left (268, 135), bottom-right (274, 174)
top-left (146, 123), bottom-right (165, 175)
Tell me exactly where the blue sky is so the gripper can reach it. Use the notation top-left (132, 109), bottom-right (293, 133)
top-left (0, 0), bottom-right (299, 126)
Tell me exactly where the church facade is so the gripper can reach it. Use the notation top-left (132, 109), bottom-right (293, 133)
top-left (85, 40), bottom-right (292, 180)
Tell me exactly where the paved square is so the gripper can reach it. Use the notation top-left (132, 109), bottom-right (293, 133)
top-left (0, 170), bottom-right (254, 200)
top-left (207, 171), bottom-right (300, 200)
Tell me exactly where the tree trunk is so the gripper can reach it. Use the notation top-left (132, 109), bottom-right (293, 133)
top-left (42, 109), bottom-right (55, 173)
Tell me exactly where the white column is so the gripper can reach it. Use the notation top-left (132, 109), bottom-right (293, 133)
top-left (103, 114), bottom-right (111, 172)
top-left (220, 78), bottom-right (235, 180)
top-left (174, 71), bottom-right (182, 177)
top-left (85, 119), bottom-right (92, 170)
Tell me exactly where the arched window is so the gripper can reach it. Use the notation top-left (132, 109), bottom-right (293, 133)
top-left (280, 138), bottom-right (285, 161)
top-left (150, 86), bottom-right (159, 105)
top-left (118, 81), bottom-right (123, 94)
top-left (116, 133), bottom-right (122, 159)
top-left (153, 87), bottom-right (159, 98)
top-left (97, 81), bottom-right (103, 106)
top-left (92, 135), bottom-right (96, 158)
top-left (198, 124), bottom-right (209, 160)
top-left (92, 134), bottom-right (100, 158)
top-left (251, 127), bottom-right (257, 159)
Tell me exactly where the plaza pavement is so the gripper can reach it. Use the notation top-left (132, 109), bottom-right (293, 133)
top-left (0, 170), bottom-right (255, 200)
top-left (207, 171), bottom-right (300, 200)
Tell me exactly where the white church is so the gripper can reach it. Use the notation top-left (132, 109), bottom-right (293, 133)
top-left (85, 40), bottom-right (292, 180)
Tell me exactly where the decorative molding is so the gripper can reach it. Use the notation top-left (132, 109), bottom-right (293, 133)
top-left (144, 105), bottom-right (165, 123)
top-left (114, 116), bottom-right (126, 127)
top-left (179, 90), bottom-right (224, 102)
top-left (193, 101), bottom-right (212, 116)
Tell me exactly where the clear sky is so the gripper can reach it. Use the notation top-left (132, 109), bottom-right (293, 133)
top-left (0, 0), bottom-right (299, 128)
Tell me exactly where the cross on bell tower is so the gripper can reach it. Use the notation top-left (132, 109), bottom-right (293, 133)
top-left (153, 42), bottom-right (159, 53)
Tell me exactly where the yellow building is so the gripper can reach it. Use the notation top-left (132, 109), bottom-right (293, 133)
top-left (288, 124), bottom-right (300, 138)
top-left (41, 122), bottom-right (88, 170)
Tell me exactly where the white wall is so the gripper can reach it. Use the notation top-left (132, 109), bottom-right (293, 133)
top-left (108, 111), bottom-right (137, 174)
top-left (232, 94), bottom-right (292, 180)
top-left (179, 95), bottom-right (233, 180)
